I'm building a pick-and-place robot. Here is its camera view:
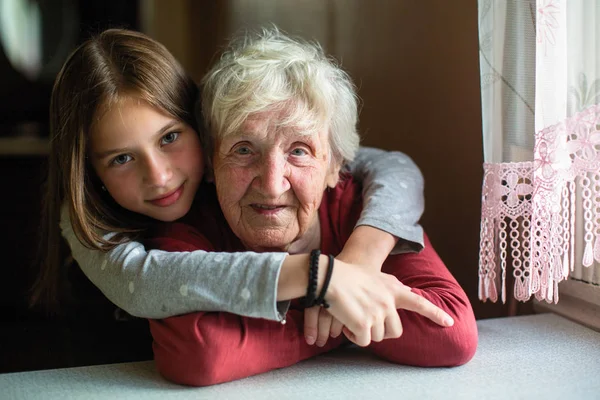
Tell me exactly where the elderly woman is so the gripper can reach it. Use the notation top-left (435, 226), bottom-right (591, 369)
top-left (146, 28), bottom-right (478, 387)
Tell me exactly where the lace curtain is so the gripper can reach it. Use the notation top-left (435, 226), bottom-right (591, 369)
top-left (478, 0), bottom-right (600, 304)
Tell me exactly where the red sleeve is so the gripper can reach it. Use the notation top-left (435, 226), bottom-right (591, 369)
top-left (322, 176), bottom-right (478, 367)
top-left (143, 222), bottom-right (216, 252)
top-left (150, 310), bottom-right (344, 386)
top-left (368, 234), bottom-right (478, 367)
top-left (144, 222), bottom-right (344, 387)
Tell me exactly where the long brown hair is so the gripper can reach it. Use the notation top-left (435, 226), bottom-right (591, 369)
top-left (31, 29), bottom-right (199, 312)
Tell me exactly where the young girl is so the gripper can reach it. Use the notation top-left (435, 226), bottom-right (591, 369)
top-left (32, 29), bottom-right (456, 380)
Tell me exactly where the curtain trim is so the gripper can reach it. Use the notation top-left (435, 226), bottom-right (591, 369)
top-left (479, 104), bottom-right (600, 304)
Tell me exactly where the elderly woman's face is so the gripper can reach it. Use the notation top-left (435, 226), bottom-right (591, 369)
top-left (212, 108), bottom-right (340, 252)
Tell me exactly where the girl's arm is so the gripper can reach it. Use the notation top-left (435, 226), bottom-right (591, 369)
top-left (62, 146), bottom-right (426, 320)
top-left (346, 147), bottom-right (425, 259)
top-left (331, 146), bottom-right (425, 273)
top-left (61, 209), bottom-right (288, 321)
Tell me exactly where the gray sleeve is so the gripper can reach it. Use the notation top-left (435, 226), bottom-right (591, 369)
top-left (347, 146), bottom-right (425, 254)
top-left (60, 207), bottom-right (289, 321)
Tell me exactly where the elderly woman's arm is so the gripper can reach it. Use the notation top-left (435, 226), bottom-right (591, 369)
top-left (368, 234), bottom-right (479, 366)
top-left (146, 223), bottom-right (452, 386)
top-left (151, 308), bottom-right (343, 386)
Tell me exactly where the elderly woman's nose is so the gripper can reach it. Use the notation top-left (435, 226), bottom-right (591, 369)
top-left (254, 153), bottom-right (291, 196)
top-left (143, 153), bottom-right (173, 187)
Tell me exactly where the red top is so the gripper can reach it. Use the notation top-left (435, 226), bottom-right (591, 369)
top-left (145, 177), bottom-right (478, 387)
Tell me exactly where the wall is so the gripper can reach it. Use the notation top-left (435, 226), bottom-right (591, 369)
top-left (147, 0), bottom-right (513, 319)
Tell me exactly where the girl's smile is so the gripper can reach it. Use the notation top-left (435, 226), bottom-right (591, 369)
top-left (148, 184), bottom-right (185, 207)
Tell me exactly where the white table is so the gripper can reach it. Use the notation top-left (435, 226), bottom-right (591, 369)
top-left (2, 313), bottom-right (599, 400)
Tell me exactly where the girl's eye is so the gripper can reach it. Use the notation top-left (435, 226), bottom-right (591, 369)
top-left (112, 154), bottom-right (132, 165)
top-left (290, 147), bottom-right (308, 156)
top-left (161, 132), bottom-right (179, 145)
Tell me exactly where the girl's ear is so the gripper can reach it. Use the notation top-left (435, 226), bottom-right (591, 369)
top-left (204, 165), bottom-right (215, 183)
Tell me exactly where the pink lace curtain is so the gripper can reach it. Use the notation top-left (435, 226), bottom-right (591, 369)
top-left (478, 0), bottom-right (600, 304)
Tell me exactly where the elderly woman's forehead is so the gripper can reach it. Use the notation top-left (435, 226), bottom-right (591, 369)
top-left (239, 118), bottom-right (322, 140)
top-left (243, 112), bottom-right (273, 128)
top-left (246, 107), bottom-right (288, 123)
top-left (241, 105), bottom-right (323, 131)
top-left (242, 111), bottom-right (293, 130)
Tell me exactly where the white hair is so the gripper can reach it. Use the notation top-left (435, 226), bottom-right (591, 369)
top-left (201, 26), bottom-right (360, 164)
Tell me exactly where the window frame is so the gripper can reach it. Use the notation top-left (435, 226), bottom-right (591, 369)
top-left (534, 278), bottom-right (600, 332)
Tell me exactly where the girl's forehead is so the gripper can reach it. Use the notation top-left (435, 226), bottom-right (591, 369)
top-left (91, 95), bottom-right (178, 140)
top-left (94, 94), bottom-right (144, 122)
top-left (90, 96), bottom-right (178, 148)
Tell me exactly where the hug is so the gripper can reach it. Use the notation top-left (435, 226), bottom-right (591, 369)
top-left (33, 27), bottom-right (478, 386)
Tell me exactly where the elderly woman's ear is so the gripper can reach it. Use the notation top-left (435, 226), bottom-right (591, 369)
top-left (326, 163), bottom-right (342, 189)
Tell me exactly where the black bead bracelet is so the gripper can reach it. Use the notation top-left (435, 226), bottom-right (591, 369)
top-left (314, 254), bottom-right (334, 308)
top-left (302, 249), bottom-right (320, 308)
top-left (303, 250), bottom-right (334, 309)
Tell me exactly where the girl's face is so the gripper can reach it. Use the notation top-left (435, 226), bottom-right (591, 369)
top-left (89, 96), bottom-right (204, 222)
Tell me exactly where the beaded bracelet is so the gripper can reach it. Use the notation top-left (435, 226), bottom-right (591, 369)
top-left (302, 249), bottom-right (321, 308)
top-left (314, 254), bottom-right (334, 308)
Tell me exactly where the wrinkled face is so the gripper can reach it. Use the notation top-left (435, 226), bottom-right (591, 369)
top-left (90, 96), bottom-right (204, 222)
top-left (212, 108), bottom-right (341, 253)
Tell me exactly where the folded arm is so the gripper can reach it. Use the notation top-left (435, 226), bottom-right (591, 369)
top-left (150, 308), bottom-right (344, 386)
top-left (368, 234), bottom-right (478, 367)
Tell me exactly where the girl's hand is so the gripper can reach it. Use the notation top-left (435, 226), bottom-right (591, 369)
top-left (324, 261), bottom-right (454, 347)
top-left (303, 306), bottom-right (344, 346)
top-left (303, 280), bottom-right (414, 347)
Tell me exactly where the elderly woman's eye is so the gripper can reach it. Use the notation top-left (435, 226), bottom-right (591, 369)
top-left (290, 147), bottom-right (308, 156)
top-left (161, 132), bottom-right (179, 145)
top-left (235, 146), bottom-right (252, 155)
top-left (112, 154), bottom-right (132, 165)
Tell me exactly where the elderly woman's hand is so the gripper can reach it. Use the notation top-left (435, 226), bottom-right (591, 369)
top-left (303, 306), bottom-right (344, 346)
top-left (322, 260), bottom-right (454, 347)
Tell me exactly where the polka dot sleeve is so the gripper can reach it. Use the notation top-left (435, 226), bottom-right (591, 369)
top-left (348, 146), bottom-right (425, 254)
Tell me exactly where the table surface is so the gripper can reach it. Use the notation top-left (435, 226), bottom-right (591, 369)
top-left (2, 313), bottom-right (599, 400)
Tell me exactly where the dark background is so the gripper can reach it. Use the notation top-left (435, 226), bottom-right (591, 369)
top-left (1, 0), bottom-right (149, 373)
top-left (0, 0), bottom-right (532, 374)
